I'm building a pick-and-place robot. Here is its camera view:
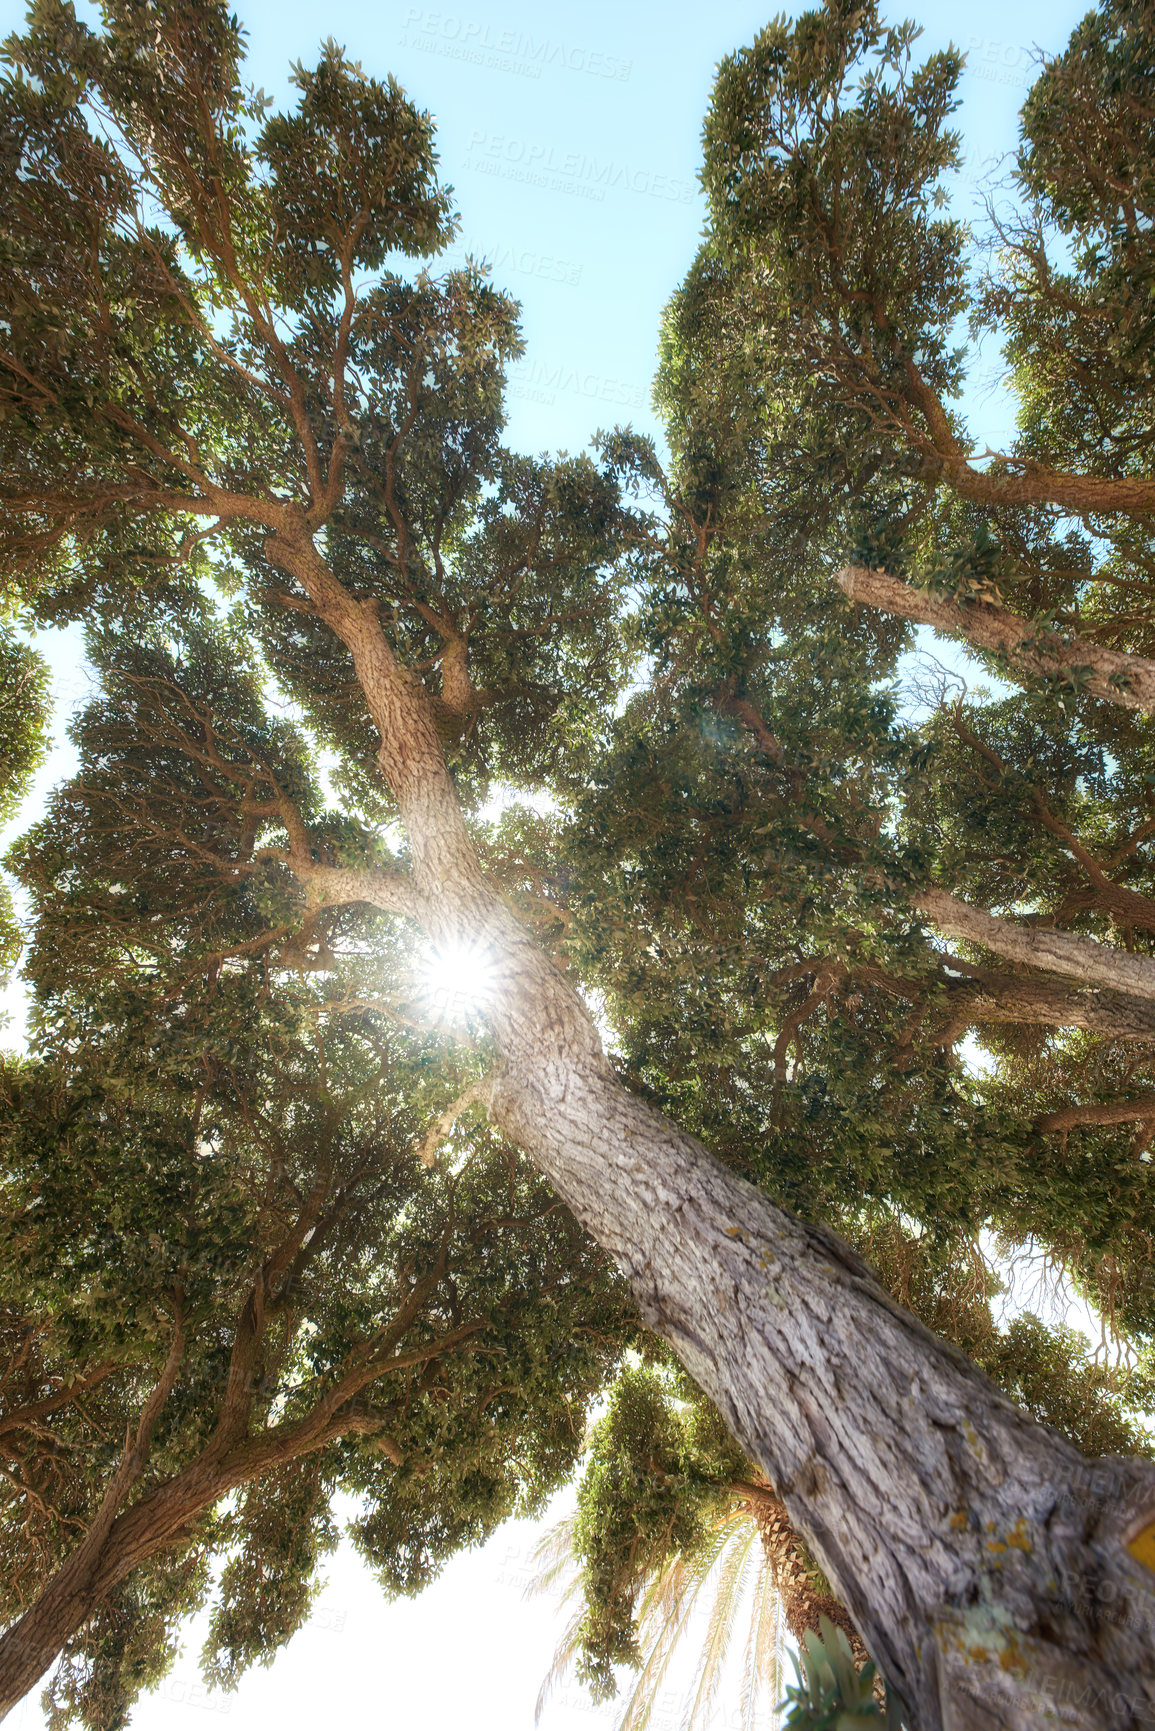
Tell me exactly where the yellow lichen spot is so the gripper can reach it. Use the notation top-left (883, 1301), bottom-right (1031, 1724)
top-left (1006, 1519), bottom-right (1032, 1553)
top-left (950, 1510), bottom-right (969, 1530)
top-left (998, 1639), bottom-right (1028, 1677)
top-left (986, 1538), bottom-right (1007, 1554)
top-left (967, 1646), bottom-right (990, 1664)
top-left (725, 1226), bottom-right (744, 1238)
top-left (1127, 1517), bottom-right (1155, 1574)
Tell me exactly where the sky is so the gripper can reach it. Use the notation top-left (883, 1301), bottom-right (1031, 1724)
top-left (0, 0), bottom-right (1097, 1726)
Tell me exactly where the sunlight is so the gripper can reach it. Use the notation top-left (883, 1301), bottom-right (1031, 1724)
top-left (419, 937), bottom-right (499, 1027)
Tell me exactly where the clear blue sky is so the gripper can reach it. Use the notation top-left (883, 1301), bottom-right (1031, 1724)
top-left (0, 0), bottom-right (1092, 1725)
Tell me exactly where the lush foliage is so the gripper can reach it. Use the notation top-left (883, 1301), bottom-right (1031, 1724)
top-left (553, 0), bottom-right (1155, 1365)
top-left (0, 3), bottom-right (639, 1717)
top-left (1, 866), bottom-right (630, 1724)
top-left (1, 0), bottom-right (1155, 1722)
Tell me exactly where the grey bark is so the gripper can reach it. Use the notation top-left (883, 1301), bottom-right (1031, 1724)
top-left (952, 974), bottom-right (1155, 1040)
top-left (485, 985), bottom-right (1155, 1730)
top-left (916, 887), bottom-right (1155, 1003)
top-left (838, 565), bottom-right (1155, 715)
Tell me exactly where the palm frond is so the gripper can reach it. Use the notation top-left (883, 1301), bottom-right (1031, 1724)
top-left (526, 1512), bottom-right (582, 1603)
top-left (739, 1537), bottom-right (783, 1731)
top-left (615, 1558), bottom-right (703, 1731)
top-left (532, 1500), bottom-right (786, 1731)
top-left (680, 1520), bottom-right (758, 1731)
top-left (534, 1601), bottom-right (587, 1726)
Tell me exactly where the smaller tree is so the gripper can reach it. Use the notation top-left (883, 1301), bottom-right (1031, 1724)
top-left (0, 1020), bottom-right (629, 1726)
top-left (0, 609), bottom-right (632, 1724)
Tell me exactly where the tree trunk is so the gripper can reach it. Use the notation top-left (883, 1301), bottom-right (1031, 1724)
top-left (486, 1015), bottom-right (1155, 1730)
top-left (262, 527), bottom-right (1155, 1731)
top-left (839, 564), bottom-right (1155, 712)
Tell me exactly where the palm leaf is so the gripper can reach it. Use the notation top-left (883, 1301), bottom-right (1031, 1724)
top-left (531, 1499), bottom-right (786, 1731)
top-left (679, 1519), bottom-right (758, 1731)
top-left (738, 1536), bottom-right (782, 1731)
top-left (526, 1512), bottom-right (582, 1602)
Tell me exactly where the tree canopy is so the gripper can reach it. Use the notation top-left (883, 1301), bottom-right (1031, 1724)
top-left (0, 613), bottom-right (630, 1725)
top-left (1, 1), bottom-right (1155, 1727)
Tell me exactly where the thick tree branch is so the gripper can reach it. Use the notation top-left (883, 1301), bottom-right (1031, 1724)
top-left (1036, 1095), bottom-right (1155, 1134)
top-left (916, 886), bottom-right (1155, 1002)
top-left (883, 351), bottom-right (1155, 516)
top-left (942, 457), bottom-right (1155, 518)
top-left (839, 565), bottom-right (1155, 713)
top-left (257, 851), bottom-right (418, 920)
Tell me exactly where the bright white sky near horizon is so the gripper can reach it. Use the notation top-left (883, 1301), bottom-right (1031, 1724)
top-left (0, 0), bottom-right (1099, 1726)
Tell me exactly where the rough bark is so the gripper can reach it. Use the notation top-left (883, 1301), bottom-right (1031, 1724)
top-left (850, 954), bottom-right (1155, 1041)
top-left (255, 528), bottom-right (1155, 1731)
top-left (916, 887), bottom-right (1155, 1004)
top-left (944, 972), bottom-right (1155, 1040)
top-left (838, 565), bottom-right (1155, 714)
top-left (1044, 881), bottom-right (1155, 939)
top-left (0, 1314), bottom-right (186, 1717)
top-left (1038, 1096), bottom-right (1155, 1134)
top-left (491, 1042), bottom-right (1155, 1730)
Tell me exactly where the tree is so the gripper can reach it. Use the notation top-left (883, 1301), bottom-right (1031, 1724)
top-left (0, 639), bottom-right (630, 1723)
top-left (1, 3), bottom-right (1155, 1728)
top-left (0, 1045), bottom-right (624, 1727)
